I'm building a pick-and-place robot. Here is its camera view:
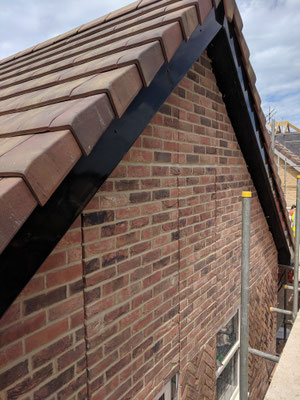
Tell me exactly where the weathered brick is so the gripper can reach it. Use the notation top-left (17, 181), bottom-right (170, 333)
top-left (115, 180), bottom-right (139, 191)
top-left (25, 319), bottom-right (69, 353)
top-left (154, 152), bottom-right (171, 163)
top-left (105, 329), bottom-right (131, 355)
top-left (7, 364), bottom-right (52, 399)
top-left (101, 221), bottom-right (128, 237)
top-left (57, 343), bottom-right (85, 370)
top-left (33, 366), bottom-right (74, 399)
top-left (104, 303), bottom-right (130, 324)
top-left (130, 192), bottom-right (151, 203)
top-left (106, 354), bottom-right (131, 379)
top-left (24, 287), bottom-right (67, 315)
top-left (32, 335), bottom-right (73, 369)
top-left (0, 361), bottom-right (28, 391)
top-left (0, 312), bottom-right (46, 347)
top-left (83, 211), bottom-right (114, 227)
top-left (46, 264), bottom-right (82, 288)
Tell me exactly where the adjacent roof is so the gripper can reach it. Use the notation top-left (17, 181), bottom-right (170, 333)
top-left (0, 0), bottom-right (294, 315)
top-left (276, 133), bottom-right (300, 164)
top-left (275, 137), bottom-right (300, 173)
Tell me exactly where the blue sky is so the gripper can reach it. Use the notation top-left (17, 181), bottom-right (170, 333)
top-left (1, 0), bottom-right (300, 128)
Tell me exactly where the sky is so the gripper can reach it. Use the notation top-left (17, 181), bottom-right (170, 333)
top-left (0, 0), bottom-right (300, 127)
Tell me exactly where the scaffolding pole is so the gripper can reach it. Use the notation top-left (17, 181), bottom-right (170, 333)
top-left (284, 157), bottom-right (287, 197)
top-left (293, 176), bottom-right (300, 321)
top-left (248, 347), bottom-right (280, 363)
top-left (240, 191), bottom-right (251, 400)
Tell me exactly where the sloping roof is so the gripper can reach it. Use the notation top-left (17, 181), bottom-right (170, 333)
top-left (276, 133), bottom-right (300, 163)
top-left (275, 139), bottom-right (300, 173)
top-left (0, 0), bottom-right (213, 253)
top-left (0, 0), bottom-right (294, 316)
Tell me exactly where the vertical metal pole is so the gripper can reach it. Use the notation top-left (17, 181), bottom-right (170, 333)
top-left (284, 269), bottom-right (287, 341)
top-left (293, 177), bottom-right (300, 321)
top-left (240, 191), bottom-right (251, 400)
top-left (271, 118), bottom-right (275, 153)
top-left (284, 158), bottom-right (287, 198)
top-left (277, 155), bottom-right (280, 175)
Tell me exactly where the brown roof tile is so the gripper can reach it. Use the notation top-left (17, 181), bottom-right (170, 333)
top-left (0, 131), bottom-right (81, 205)
top-left (0, 66), bottom-right (142, 118)
top-left (224, 0), bottom-right (236, 22)
top-left (233, 5), bottom-right (243, 31)
top-left (0, 177), bottom-right (37, 253)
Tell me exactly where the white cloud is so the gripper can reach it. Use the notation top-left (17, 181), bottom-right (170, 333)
top-left (236, 0), bottom-right (300, 127)
top-left (0, 0), bottom-right (129, 59)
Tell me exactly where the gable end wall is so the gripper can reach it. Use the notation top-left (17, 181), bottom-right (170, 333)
top-left (0, 52), bottom-right (278, 400)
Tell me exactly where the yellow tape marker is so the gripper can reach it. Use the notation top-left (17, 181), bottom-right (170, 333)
top-left (242, 191), bottom-right (252, 198)
top-left (297, 175), bottom-right (300, 179)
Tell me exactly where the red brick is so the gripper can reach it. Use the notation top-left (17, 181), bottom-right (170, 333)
top-left (0, 303), bottom-right (21, 328)
top-left (85, 295), bottom-right (115, 319)
top-left (128, 166), bottom-right (151, 177)
top-left (84, 267), bottom-right (116, 287)
top-left (39, 251), bottom-right (67, 273)
top-left (117, 231), bottom-right (140, 248)
top-left (0, 360), bottom-right (28, 391)
top-left (24, 287), bottom-right (66, 315)
top-left (130, 150), bottom-right (153, 163)
top-left (57, 342), bottom-right (85, 370)
top-left (7, 364), bottom-right (52, 399)
top-left (49, 295), bottom-right (84, 321)
top-left (25, 319), bottom-right (68, 353)
top-left (143, 271), bottom-right (162, 289)
top-left (20, 277), bottom-right (45, 298)
top-left (84, 238), bottom-right (115, 258)
top-left (103, 276), bottom-right (129, 296)
top-left (0, 341), bottom-right (23, 369)
top-left (116, 206), bottom-right (140, 220)
top-left (0, 312), bottom-right (46, 347)
top-left (102, 249), bottom-right (128, 267)
top-left (47, 264), bottom-right (82, 287)
top-left (104, 303), bottom-right (130, 324)
top-left (32, 335), bottom-right (73, 369)
top-left (33, 366), bottom-right (74, 399)
top-left (57, 373), bottom-right (86, 400)
top-left (106, 354), bottom-right (131, 379)
top-left (105, 328), bottom-right (131, 355)
top-left (56, 230), bottom-right (81, 249)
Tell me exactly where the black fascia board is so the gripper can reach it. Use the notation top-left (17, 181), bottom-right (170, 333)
top-left (207, 16), bottom-right (291, 265)
top-left (0, 9), bottom-right (222, 317)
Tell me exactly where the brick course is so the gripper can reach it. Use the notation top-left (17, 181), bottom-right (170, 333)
top-left (0, 52), bottom-right (277, 400)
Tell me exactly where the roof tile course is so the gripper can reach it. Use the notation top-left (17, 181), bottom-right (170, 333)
top-left (0, 177), bottom-right (37, 254)
top-left (0, 131), bottom-right (81, 205)
top-left (0, 0), bottom-right (293, 258)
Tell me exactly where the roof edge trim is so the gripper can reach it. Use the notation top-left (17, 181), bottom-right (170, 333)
top-left (0, 8), bottom-right (222, 318)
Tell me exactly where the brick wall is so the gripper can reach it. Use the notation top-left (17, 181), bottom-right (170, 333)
top-left (0, 52), bottom-right (278, 400)
top-left (0, 217), bottom-right (87, 399)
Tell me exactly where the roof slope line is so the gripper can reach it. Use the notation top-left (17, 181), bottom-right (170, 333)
top-left (0, 131), bottom-right (82, 205)
top-left (0, 0), bottom-right (166, 68)
top-left (0, 6), bottom-right (196, 89)
top-left (0, 23), bottom-right (183, 101)
top-left (0, 0), bottom-right (198, 79)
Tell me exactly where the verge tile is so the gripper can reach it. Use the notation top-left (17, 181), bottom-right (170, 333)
top-left (0, 131), bottom-right (82, 205)
top-left (50, 94), bottom-right (115, 155)
top-left (0, 177), bottom-right (37, 254)
top-left (223, 0), bottom-right (236, 22)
